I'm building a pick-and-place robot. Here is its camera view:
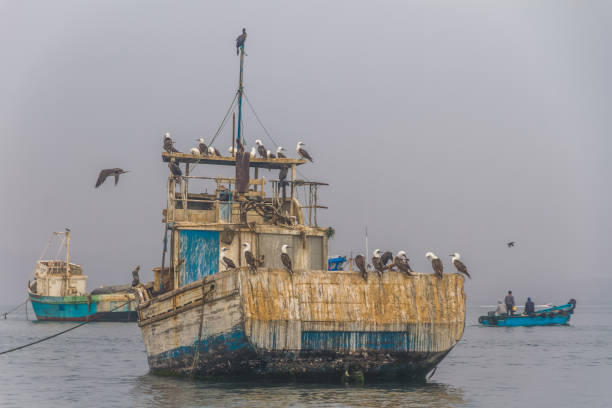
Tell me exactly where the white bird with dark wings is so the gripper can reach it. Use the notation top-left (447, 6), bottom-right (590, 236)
top-left (242, 242), bottom-right (257, 272)
top-left (425, 252), bottom-right (443, 278)
top-left (281, 244), bottom-right (293, 276)
top-left (221, 247), bottom-right (236, 270)
top-left (296, 141), bottom-right (313, 162)
top-left (450, 253), bottom-right (471, 279)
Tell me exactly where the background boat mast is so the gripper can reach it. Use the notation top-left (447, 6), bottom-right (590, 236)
top-left (236, 39), bottom-right (245, 145)
top-left (65, 228), bottom-right (71, 276)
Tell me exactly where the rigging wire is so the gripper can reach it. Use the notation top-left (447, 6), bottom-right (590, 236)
top-left (208, 91), bottom-right (239, 147)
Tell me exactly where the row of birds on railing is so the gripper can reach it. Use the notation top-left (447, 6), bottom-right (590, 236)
top-left (163, 133), bottom-right (314, 162)
top-left (218, 243), bottom-right (470, 281)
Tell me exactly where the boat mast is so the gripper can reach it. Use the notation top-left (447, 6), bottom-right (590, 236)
top-left (236, 36), bottom-right (245, 145)
top-left (65, 228), bottom-right (71, 275)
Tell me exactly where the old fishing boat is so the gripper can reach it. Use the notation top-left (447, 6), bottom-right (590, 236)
top-left (478, 300), bottom-right (576, 327)
top-left (134, 36), bottom-right (466, 382)
top-left (27, 229), bottom-right (138, 322)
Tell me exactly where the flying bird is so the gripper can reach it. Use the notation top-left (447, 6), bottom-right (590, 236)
top-left (168, 161), bottom-right (182, 178)
top-left (507, 241), bottom-right (516, 248)
top-left (372, 249), bottom-right (385, 278)
top-left (281, 244), bottom-right (293, 276)
top-left (276, 146), bottom-right (287, 159)
top-left (242, 242), bottom-right (257, 272)
top-left (221, 247), bottom-right (236, 270)
top-left (394, 251), bottom-right (413, 276)
top-left (296, 142), bottom-right (313, 162)
top-left (425, 252), bottom-right (443, 278)
top-left (196, 138), bottom-right (208, 155)
top-left (208, 146), bottom-right (221, 156)
top-left (236, 28), bottom-right (247, 55)
top-left (354, 254), bottom-right (367, 281)
top-left (163, 133), bottom-right (179, 153)
top-left (250, 147), bottom-right (256, 159)
top-left (255, 140), bottom-right (268, 158)
top-left (450, 253), bottom-right (471, 279)
top-left (95, 168), bottom-right (129, 188)
top-left (380, 251), bottom-right (394, 269)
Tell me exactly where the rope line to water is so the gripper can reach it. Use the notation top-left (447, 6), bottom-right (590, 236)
top-left (0, 299), bottom-right (133, 356)
top-left (2, 298), bottom-right (28, 319)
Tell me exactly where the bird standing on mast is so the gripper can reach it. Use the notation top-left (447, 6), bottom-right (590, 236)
top-left (276, 146), bottom-right (287, 159)
top-left (168, 160), bottom-right (182, 179)
top-left (236, 28), bottom-right (247, 55)
top-left (255, 140), bottom-right (268, 158)
top-left (95, 168), bottom-right (129, 188)
top-left (196, 138), bottom-right (208, 155)
top-left (296, 142), bottom-right (313, 162)
top-left (163, 133), bottom-right (179, 153)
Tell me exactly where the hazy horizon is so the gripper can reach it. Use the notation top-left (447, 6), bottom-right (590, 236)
top-left (2, 1), bottom-right (611, 307)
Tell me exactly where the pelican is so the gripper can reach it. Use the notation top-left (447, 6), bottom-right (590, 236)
top-left (163, 133), bottom-right (179, 153)
top-left (372, 249), bottom-right (384, 278)
top-left (394, 251), bottom-right (413, 276)
top-left (242, 242), bottom-right (257, 272)
top-left (354, 254), bottom-right (367, 281)
top-left (221, 247), bottom-right (236, 270)
top-left (380, 251), bottom-right (394, 269)
top-left (276, 146), bottom-right (287, 159)
top-left (168, 161), bottom-right (182, 178)
top-left (95, 168), bottom-right (129, 188)
top-left (450, 253), bottom-right (471, 279)
top-left (296, 142), bottom-right (313, 162)
top-left (236, 28), bottom-right (247, 55)
top-left (255, 139), bottom-right (267, 158)
top-left (425, 252), bottom-right (443, 278)
top-left (195, 138), bottom-right (208, 155)
top-left (208, 146), bottom-right (221, 156)
top-left (281, 244), bottom-right (293, 276)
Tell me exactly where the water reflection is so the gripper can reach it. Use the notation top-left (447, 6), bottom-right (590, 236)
top-left (130, 374), bottom-right (466, 407)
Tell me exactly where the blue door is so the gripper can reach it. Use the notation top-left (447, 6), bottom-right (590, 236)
top-left (178, 230), bottom-right (219, 286)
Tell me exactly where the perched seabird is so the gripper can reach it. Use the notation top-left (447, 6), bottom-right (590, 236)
top-left (196, 138), bottom-right (208, 155)
top-left (266, 150), bottom-right (276, 159)
top-left (221, 247), bottom-right (236, 270)
top-left (242, 242), bottom-right (257, 272)
top-left (131, 265), bottom-right (141, 287)
top-left (236, 28), bottom-right (247, 55)
top-left (425, 252), bottom-right (443, 278)
top-left (189, 147), bottom-right (200, 155)
top-left (95, 168), bottom-right (129, 188)
top-left (208, 146), bottom-right (221, 156)
top-left (276, 146), bottom-right (287, 159)
top-left (281, 244), bottom-right (293, 276)
top-left (255, 139), bottom-right (267, 158)
top-left (380, 251), bottom-right (394, 269)
top-left (168, 161), bottom-right (182, 178)
top-left (507, 241), bottom-right (516, 248)
top-left (450, 253), bottom-right (471, 279)
top-left (372, 249), bottom-right (384, 278)
top-left (163, 133), bottom-right (179, 153)
top-left (354, 254), bottom-right (367, 281)
top-left (228, 146), bottom-right (236, 155)
top-left (394, 251), bottom-right (413, 276)
top-left (250, 147), bottom-right (257, 159)
top-left (296, 142), bottom-right (313, 162)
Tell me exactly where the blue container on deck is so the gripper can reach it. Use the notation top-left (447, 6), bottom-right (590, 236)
top-left (327, 256), bottom-right (347, 271)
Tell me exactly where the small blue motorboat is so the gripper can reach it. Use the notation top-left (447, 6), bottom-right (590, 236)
top-left (478, 299), bottom-right (576, 327)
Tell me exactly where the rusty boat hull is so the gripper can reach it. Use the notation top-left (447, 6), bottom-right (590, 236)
top-left (137, 269), bottom-right (465, 382)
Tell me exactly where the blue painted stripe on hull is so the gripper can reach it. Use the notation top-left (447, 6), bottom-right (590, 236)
top-left (301, 331), bottom-right (411, 351)
top-left (28, 294), bottom-right (135, 321)
top-left (481, 315), bottom-right (571, 326)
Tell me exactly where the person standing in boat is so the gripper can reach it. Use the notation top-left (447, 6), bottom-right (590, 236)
top-left (524, 297), bottom-right (535, 315)
top-left (504, 291), bottom-right (515, 315)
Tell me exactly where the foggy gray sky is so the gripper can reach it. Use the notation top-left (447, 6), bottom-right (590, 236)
top-left (1, 1), bottom-right (611, 306)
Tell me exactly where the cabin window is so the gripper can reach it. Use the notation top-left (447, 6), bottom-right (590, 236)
top-left (178, 230), bottom-right (219, 286)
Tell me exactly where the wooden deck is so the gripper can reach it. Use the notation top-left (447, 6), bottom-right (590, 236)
top-left (162, 152), bottom-right (307, 169)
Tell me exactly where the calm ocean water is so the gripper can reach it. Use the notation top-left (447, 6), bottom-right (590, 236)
top-left (1, 304), bottom-right (610, 407)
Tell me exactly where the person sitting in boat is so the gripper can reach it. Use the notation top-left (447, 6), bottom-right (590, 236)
top-left (495, 300), bottom-right (505, 316)
top-left (524, 297), bottom-right (535, 315)
top-left (504, 291), bottom-right (515, 316)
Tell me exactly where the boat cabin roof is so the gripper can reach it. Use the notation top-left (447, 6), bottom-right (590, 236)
top-left (162, 152), bottom-right (307, 170)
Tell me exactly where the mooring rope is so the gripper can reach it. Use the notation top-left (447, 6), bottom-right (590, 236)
top-left (0, 299), bottom-right (133, 356)
top-left (2, 298), bottom-right (28, 319)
